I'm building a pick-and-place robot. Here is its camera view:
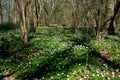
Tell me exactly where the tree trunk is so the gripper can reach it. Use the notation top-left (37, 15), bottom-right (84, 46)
top-left (15, 0), bottom-right (28, 43)
top-left (105, 0), bottom-right (115, 35)
top-left (29, 8), bottom-right (36, 33)
top-left (0, 0), bottom-right (3, 23)
top-left (95, 9), bottom-right (101, 40)
top-left (70, 0), bottom-right (78, 34)
top-left (108, 0), bottom-right (120, 35)
top-left (34, 0), bottom-right (40, 26)
top-left (21, 2), bottom-right (28, 43)
top-left (8, 0), bottom-right (11, 22)
top-left (72, 12), bottom-right (77, 34)
top-left (12, 0), bottom-right (17, 23)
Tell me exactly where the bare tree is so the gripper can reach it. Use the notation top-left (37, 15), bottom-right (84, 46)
top-left (15, 0), bottom-right (28, 43)
top-left (43, 0), bottom-right (63, 26)
top-left (69, 0), bottom-right (79, 34)
top-left (0, 0), bottom-right (3, 23)
top-left (108, 0), bottom-right (120, 34)
top-left (11, 0), bottom-right (17, 23)
top-left (8, 0), bottom-right (11, 22)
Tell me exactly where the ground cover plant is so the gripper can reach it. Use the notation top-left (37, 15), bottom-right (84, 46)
top-left (0, 26), bottom-right (120, 80)
top-left (1, 0), bottom-right (120, 80)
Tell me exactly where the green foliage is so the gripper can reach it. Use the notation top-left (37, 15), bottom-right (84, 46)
top-left (73, 45), bottom-right (89, 58)
top-left (79, 26), bottom-right (95, 36)
top-left (0, 37), bottom-right (10, 58)
top-left (0, 23), bottom-right (19, 31)
top-left (90, 38), bottom-right (120, 55)
top-left (0, 26), bottom-right (120, 80)
top-left (90, 36), bottom-right (120, 65)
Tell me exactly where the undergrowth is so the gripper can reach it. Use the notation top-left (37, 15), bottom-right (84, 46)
top-left (0, 26), bottom-right (120, 80)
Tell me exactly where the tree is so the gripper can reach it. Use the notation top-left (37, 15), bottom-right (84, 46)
top-left (8, 0), bottom-right (11, 22)
top-left (82, 0), bottom-right (105, 40)
top-left (0, 0), bottom-right (3, 23)
top-left (69, 0), bottom-right (79, 34)
top-left (29, 0), bottom-right (38, 32)
top-left (94, 0), bottom-right (105, 40)
top-left (108, 0), bottom-right (120, 34)
top-left (43, 0), bottom-right (63, 26)
top-left (11, 0), bottom-right (17, 23)
top-left (15, 0), bottom-right (28, 43)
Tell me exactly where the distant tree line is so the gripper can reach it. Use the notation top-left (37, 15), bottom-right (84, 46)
top-left (0, 0), bottom-right (120, 43)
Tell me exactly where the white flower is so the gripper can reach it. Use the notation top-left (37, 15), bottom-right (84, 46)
top-left (58, 68), bottom-right (61, 70)
top-left (86, 47), bottom-right (88, 48)
top-left (79, 78), bottom-right (83, 80)
top-left (57, 73), bottom-right (60, 76)
top-left (23, 67), bottom-right (26, 70)
top-left (51, 76), bottom-right (53, 79)
top-left (67, 78), bottom-right (70, 80)
top-left (84, 76), bottom-right (87, 79)
top-left (112, 74), bottom-right (115, 78)
top-left (97, 74), bottom-right (99, 77)
top-left (66, 57), bottom-right (68, 60)
top-left (96, 70), bottom-right (99, 73)
top-left (119, 75), bottom-right (120, 77)
top-left (89, 65), bottom-right (91, 67)
top-left (106, 72), bottom-right (109, 75)
top-left (36, 64), bottom-right (39, 66)
top-left (74, 71), bottom-right (76, 73)
top-left (101, 74), bottom-right (104, 77)
top-left (92, 74), bottom-right (95, 77)
top-left (67, 75), bottom-right (69, 77)
top-left (104, 73), bottom-right (106, 76)
top-left (112, 72), bottom-right (115, 75)
top-left (103, 70), bottom-right (105, 72)
top-left (86, 75), bottom-right (89, 77)
top-left (73, 72), bottom-right (75, 75)
top-left (116, 69), bottom-right (119, 72)
top-left (107, 77), bottom-right (110, 80)
top-left (42, 77), bottom-right (44, 79)
top-left (118, 54), bottom-right (120, 56)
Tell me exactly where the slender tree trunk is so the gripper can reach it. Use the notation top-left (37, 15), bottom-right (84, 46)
top-left (21, 2), bottom-right (28, 43)
top-left (72, 12), bottom-right (77, 34)
top-left (70, 0), bottom-right (78, 34)
top-left (8, 0), bottom-right (11, 22)
top-left (12, 0), bottom-right (17, 23)
top-left (34, 0), bottom-right (39, 26)
top-left (0, 0), bottom-right (3, 23)
top-left (108, 0), bottom-right (120, 35)
top-left (95, 9), bottom-right (101, 40)
top-left (29, 7), bottom-right (35, 33)
top-left (15, 0), bottom-right (28, 43)
top-left (43, 0), bottom-right (49, 26)
top-left (104, 0), bottom-right (114, 35)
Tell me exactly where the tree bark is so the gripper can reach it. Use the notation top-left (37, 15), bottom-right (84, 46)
top-left (95, 8), bottom-right (101, 40)
top-left (108, 0), bottom-right (120, 35)
top-left (104, 0), bottom-right (114, 35)
top-left (8, 0), bottom-right (11, 22)
top-left (34, 0), bottom-right (40, 26)
top-left (15, 0), bottom-right (28, 43)
top-left (29, 5), bottom-right (36, 33)
top-left (70, 0), bottom-right (78, 34)
top-left (12, 0), bottom-right (17, 23)
top-left (0, 0), bottom-right (3, 23)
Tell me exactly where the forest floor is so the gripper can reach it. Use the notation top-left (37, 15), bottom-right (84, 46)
top-left (0, 27), bottom-right (120, 80)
